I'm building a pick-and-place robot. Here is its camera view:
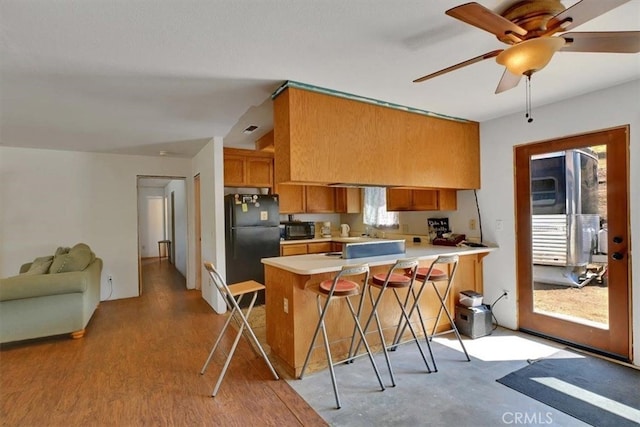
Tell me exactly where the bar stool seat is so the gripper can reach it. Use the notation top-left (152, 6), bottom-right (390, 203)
top-left (199, 262), bottom-right (279, 397)
top-left (319, 278), bottom-right (359, 296)
top-left (300, 264), bottom-right (385, 409)
top-left (414, 267), bottom-right (447, 281)
top-left (372, 272), bottom-right (412, 288)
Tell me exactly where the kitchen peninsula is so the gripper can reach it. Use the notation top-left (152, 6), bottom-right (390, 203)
top-left (261, 242), bottom-right (495, 377)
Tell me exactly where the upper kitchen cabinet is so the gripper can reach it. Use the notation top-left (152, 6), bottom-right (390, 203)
top-left (276, 184), bottom-right (360, 214)
top-left (276, 184), bottom-right (306, 214)
top-left (276, 184), bottom-right (338, 214)
top-left (223, 147), bottom-right (273, 188)
top-left (273, 83), bottom-right (480, 189)
top-left (305, 186), bottom-right (335, 213)
top-left (334, 188), bottom-right (361, 213)
top-left (386, 188), bottom-right (457, 211)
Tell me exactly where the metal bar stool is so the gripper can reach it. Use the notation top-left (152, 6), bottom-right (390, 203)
top-left (350, 258), bottom-right (435, 387)
top-left (394, 255), bottom-right (470, 362)
top-left (299, 264), bottom-right (385, 409)
top-left (200, 262), bottom-right (279, 397)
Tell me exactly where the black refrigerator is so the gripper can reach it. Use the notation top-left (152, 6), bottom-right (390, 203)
top-left (224, 193), bottom-right (280, 306)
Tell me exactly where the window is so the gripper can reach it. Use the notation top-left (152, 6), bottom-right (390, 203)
top-left (363, 187), bottom-right (399, 228)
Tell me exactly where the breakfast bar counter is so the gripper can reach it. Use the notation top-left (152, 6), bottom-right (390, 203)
top-left (261, 244), bottom-right (496, 377)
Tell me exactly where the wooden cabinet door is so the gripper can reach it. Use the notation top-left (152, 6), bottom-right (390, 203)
top-left (276, 184), bottom-right (305, 214)
top-left (386, 188), bottom-right (412, 211)
top-left (223, 156), bottom-right (246, 186)
top-left (247, 158), bottom-right (273, 187)
top-left (411, 189), bottom-right (439, 210)
top-left (305, 186), bottom-right (335, 213)
top-left (331, 242), bottom-right (344, 252)
top-left (281, 244), bottom-right (308, 256)
top-left (335, 188), bottom-right (361, 213)
top-left (307, 242), bottom-right (332, 254)
top-left (438, 189), bottom-right (458, 210)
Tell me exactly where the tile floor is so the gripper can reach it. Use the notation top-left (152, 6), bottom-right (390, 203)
top-left (287, 328), bottom-right (591, 426)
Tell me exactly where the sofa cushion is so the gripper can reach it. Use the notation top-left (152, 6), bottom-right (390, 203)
top-left (49, 243), bottom-right (93, 273)
top-left (54, 246), bottom-right (70, 257)
top-left (22, 256), bottom-right (54, 276)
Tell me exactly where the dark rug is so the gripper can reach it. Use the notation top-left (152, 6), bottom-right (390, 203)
top-left (497, 349), bottom-right (640, 427)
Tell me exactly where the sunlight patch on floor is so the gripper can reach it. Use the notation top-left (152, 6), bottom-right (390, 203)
top-left (433, 329), bottom-right (562, 362)
top-left (532, 377), bottom-right (640, 423)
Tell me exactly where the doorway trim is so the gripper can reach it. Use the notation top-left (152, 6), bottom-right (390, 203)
top-left (514, 125), bottom-right (631, 361)
top-left (136, 175), bottom-right (189, 295)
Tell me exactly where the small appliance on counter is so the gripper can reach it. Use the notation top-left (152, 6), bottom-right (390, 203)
top-left (280, 221), bottom-right (315, 240)
top-left (340, 223), bottom-right (351, 237)
top-left (321, 221), bottom-right (332, 237)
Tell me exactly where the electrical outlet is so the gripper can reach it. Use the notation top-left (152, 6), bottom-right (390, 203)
top-left (108, 275), bottom-right (113, 282)
top-left (496, 219), bottom-right (504, 232)
top-left (502, 289), bottom-right (509, 300)
top-left (469, 219), bottom-right (476, 230)
top-left (283, 297), bottom-right (289, 314)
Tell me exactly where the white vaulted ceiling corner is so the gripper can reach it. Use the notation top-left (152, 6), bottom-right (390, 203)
top-left (1, 0), bottom-right (638, 156)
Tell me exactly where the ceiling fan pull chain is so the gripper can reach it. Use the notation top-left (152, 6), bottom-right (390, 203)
top-left (525, 74), bottom-right (533, 123)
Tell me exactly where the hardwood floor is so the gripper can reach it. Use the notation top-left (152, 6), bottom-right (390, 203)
top-left (0, 258), bottom-right (326, 426)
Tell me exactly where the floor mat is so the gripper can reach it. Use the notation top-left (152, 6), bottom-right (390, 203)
top-left (497, 349), bottom-right (640, 426)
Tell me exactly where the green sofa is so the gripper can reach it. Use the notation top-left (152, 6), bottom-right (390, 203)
top-left (0, 243), bottom-right (102, 344)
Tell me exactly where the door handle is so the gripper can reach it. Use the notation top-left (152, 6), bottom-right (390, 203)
top-left (612, 252), bottom-right (624, 261)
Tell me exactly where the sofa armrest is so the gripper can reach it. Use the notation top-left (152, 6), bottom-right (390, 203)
top-left (19, 263), bottom-right (32, 274)
top-left (0, 270), bottom-right (92, 302)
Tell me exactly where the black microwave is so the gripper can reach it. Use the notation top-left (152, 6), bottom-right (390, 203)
top-left (280, 221), bottom-right (315, 240)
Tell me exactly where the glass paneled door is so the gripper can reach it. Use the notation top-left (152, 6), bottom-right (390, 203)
top-left (515, 126), bottom-right (630, 361)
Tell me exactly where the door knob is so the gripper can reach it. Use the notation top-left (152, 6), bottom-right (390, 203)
top-left (613, 236), bottom-right (623, 244)
top-left (612, 252), bottom-right (624, 261)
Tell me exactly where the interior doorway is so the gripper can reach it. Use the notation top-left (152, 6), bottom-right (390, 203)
top-left (515, 126), bottom-right (631, 361)
top-left (137, 176), bottom-right (188, 295)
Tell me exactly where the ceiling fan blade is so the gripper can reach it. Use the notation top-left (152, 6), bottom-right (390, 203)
top-left (446, 2), bottom-right (527, 39)
top-left (495, 68), bottom-right (522, 94)
top-left (547, 0), bottom-right (631, 32)
top-left (561, 31), bottom-right (640, 53)
top-left (413, 50), bottom-right (503, 83)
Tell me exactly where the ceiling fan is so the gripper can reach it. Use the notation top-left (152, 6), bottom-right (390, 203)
top-left (414, 0), bottom-right (640, 95)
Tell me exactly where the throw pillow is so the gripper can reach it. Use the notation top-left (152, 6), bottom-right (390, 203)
top-left (22, 256), bottom-right (54, 275)
top-left (49, 243), bottom-right (93, 273)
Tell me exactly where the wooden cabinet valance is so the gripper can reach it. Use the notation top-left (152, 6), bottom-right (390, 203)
top-left (274, 86), bottom-right (480, 189)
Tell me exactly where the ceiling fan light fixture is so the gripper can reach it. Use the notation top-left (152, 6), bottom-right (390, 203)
top-left (496, 37), bottom-right (566, 76)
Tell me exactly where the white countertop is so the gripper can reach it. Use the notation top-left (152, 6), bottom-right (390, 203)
top-left (262, 244), bottom-right (496, 275)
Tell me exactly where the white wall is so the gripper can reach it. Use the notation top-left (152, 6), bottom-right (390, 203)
top-left (478, 79), bottom-right (640, 364)
top-left (165, 179), bottom-right (188, 277)
top-left (0, 147), bottom-right (193, 300)
top-left (137, 187), bottom-right (166, 258)
top-left (192, 137), bottom-right (226, 313)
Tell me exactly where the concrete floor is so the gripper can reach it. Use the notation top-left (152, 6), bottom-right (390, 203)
top-left (287, 328), bottom-right (590, 426)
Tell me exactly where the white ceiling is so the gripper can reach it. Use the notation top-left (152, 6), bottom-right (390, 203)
top-left (1, 1), bottom-right (638, 158)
